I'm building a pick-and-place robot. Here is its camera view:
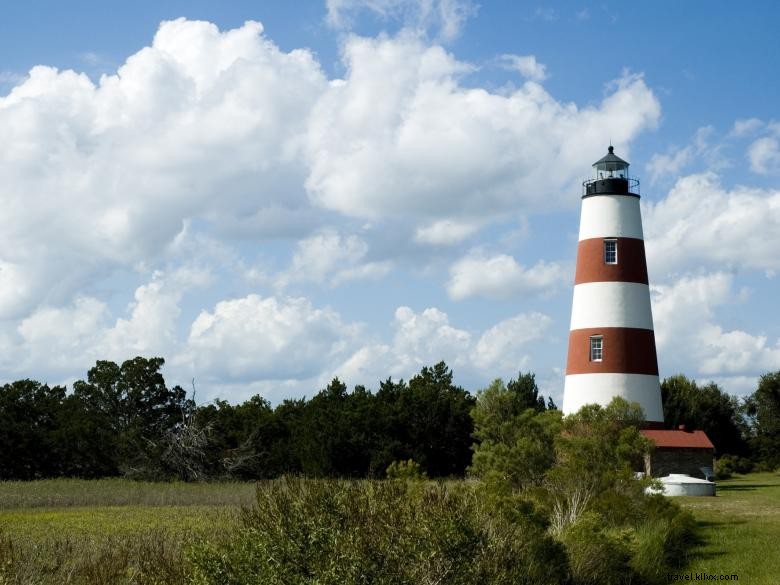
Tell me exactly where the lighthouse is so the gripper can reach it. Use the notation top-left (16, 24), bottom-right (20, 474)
top-left (562, 146), bottom-right (664, 425)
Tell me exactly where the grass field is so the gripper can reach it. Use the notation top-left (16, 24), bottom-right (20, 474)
top-left (0, 479), bottom-right (255, 584)
top-left (679, 471), bottom-right (780, 585)
top-left (0, 474), bottom-right (777, 584)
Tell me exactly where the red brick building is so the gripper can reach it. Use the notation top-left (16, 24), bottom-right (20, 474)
top-left (640, 426), bottom-right (714, 479)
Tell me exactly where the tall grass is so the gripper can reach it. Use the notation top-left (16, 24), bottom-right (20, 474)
top-left (189, 476), bottom-right (569, 585)
top-left (0, 479), bottom-right (249, 585)
top-left (0, 478), bottom-right (255, 509)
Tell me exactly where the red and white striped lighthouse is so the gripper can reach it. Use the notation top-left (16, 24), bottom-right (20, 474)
top-left (562, 146), bottom-right (664, 424)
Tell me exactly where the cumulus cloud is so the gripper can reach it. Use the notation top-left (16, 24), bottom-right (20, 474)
top-left (652, 272), bottom-right (780, 377)
top-left (414, 219), bottom-right (481, 245)
top-left (643, 173), bottom-right (780, 277)
top-left (472, 312), bottom-right (551, 370)
top-left (447, 251), bottom-right (568, 300)
top-left (306, 40), bottom-right (659, 221)
top-left (331, 306), bottom-right (553, 386)
top-left (277, 229), bottom-right (393, 288)
top-left (325, 0), bottom-right (478, 41)
top-left (730, 117), bottom-right (763, 137)
top-left (0, 18), bottom-right (660, 322)
top-left (10, 267), bottom-right (209, 378)
top-left (748, 136), bottom-right (780, 174)
top-left (645, 126), bottom-right (727, 183)
top-left (0, 17), bottom-right (664, 398)
top-left (0, 19), bottom-right (326, 317)
top-left (179, 294), bottom-right (360, 383)
top-left (499, 54), bottom-right (548, 81)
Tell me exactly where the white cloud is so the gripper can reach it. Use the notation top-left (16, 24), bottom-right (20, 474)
top-left (643, 173), bottom-right (780, 277)
top-left (331, 305), bottom-right (554, 387)
top-left (701, 375), bottom-right (759, 398)
top-left (645, 126), bottom-right (726, 183)
top-left (277, 229), bottom-right (392, 287)
top-left (446, 251), bottom-right (568, 300)
top-left (179, 294), bottom-right (359, 383)
top-left (730, 117), bottom-right (763, 137)
top-left (472, 312), bottom-right (551, 370)
top-left (392, 306), bottom-right (472, 368)
top-left (414, 219), bottom-right (480, 245)
top-left (325, 0), bottom-right (478, 41)
top-left (0, 19), bottom-right (662, 322)
top-left (305, 35), bottom-right (660, 221)
top-left (652, 272), bottom-right (780, 378)
top-left (10, 267), bottom-right (209, 378)
top-left (499, 54), bottom-right (548, 81)
top-left (646, 145), bottom-right (694, 182)
top-left (328, 306), bottom-right (475, 385)
top-left (748, 136), bottom-right (780, 174)
top-left (0, 19), bottom-right (326, 317)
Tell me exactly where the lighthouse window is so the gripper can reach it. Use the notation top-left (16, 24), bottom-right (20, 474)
top-left (589, 336), bottom-right (603, 362)
top-left (604, 239), bottom-right (618, 264)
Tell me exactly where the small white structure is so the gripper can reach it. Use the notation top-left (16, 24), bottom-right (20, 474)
top-left (656, 474), bottom-right (716, 497)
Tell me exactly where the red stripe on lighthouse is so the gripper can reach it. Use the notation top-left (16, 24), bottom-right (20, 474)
top-left (574, 237), bottom-right (649, 285)
top-left (566, 327), bottom-right (659, 375)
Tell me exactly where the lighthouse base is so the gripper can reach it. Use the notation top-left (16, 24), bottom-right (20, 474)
top-left (562, 373), bottom-right (664, 423)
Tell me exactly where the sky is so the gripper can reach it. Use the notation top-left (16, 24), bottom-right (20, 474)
top-left (0, 1), bottom-right (779, 405)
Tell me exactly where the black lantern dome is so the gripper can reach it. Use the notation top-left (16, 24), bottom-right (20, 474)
top-left (593, 145), bottom-right (629, 179)
top-left (583, 146), bottom-right (639, 198)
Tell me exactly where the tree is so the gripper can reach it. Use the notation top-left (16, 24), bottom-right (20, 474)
top-left (0, 380), bottom-right (67, 479)
top-left (506, 372), bottom-right (548, 413)
top-left (744, 371), bottom-right (780, 467)
top-left (396, 362), bottom-right (476, 477)
top-left (661, 374), bottom-right (748, 456)
top-left (469, 379), bottom-right (561, 489)
top-left (546, 398), bottom-right (653, 531)
top-left (72, 357), bottom-right (189, 477)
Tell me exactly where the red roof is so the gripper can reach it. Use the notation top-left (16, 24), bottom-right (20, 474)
top-left (640, 429), bottom-right (714, 450)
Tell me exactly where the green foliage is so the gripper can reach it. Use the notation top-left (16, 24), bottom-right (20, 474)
top-left (0, 479), bottom-right (248, 585)
top-left (661, 374), bottom-right (748, 456)
top-left (714, 453), bottom-right (755, 479)
top-left (189, 476), bottom-right (568, 585)
top-left (559, 512), bottom-right (632, 585)
top-left (469, 378), bottom-right (561, 489)
top-left (629, 511), bottom-right (698, 584)
top-left (72, 357), bottom-right (191, 478)
top-left (744, 371), bottom-right (780, 468)
top-left (0, 380), bottom-right (68, 479)
top-left (385, 459), bottom-right (426, 480)
top-left (546, 398), bottom-right (653, 530)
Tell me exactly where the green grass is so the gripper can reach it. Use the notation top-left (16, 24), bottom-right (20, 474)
top-left (678, 471), bottom-right (780, 585)
top-left (0, 477), bottom-right (256, 508)
top-left (0, 478), bottom-right (255, 584)
top-left (0, 475), bottom-right (777, 584)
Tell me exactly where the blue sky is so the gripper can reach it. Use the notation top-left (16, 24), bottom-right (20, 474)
top-left (0, 1), bottom-right (778, 405)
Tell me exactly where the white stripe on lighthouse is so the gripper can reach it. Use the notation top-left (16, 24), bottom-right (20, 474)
top-left (578, 195), bottom-right (644, 240)
top-left (570, 282), bottom-right (654, 330)
top-left (563, 373), bottom-right (664, 421)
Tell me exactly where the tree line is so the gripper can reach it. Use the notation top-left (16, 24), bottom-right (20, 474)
top-left (0, 355), bottom-right (778, 481)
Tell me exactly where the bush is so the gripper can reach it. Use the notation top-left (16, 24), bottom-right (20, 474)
top-left (630, 510), bottom-right (698, 584)
top-left (385, 459), bottom-right (426, 480)
top-left (188, 476), bottom-right (568, 585)
top-left (715, 454), bottom-right (754, 479)
top-left (558, 512), bottom-right (632, 585)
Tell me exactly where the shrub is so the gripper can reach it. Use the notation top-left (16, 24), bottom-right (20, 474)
top-left (630, 510), bottom-right (697, 584)
top-left (558, 512), bottom-right (632, 585)
top-left (714, 454), bottom-right (754, 479)
top-left (385, 459), bottom-right (426, 480)
top-left (188, 476), bottom-right (568, 585)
